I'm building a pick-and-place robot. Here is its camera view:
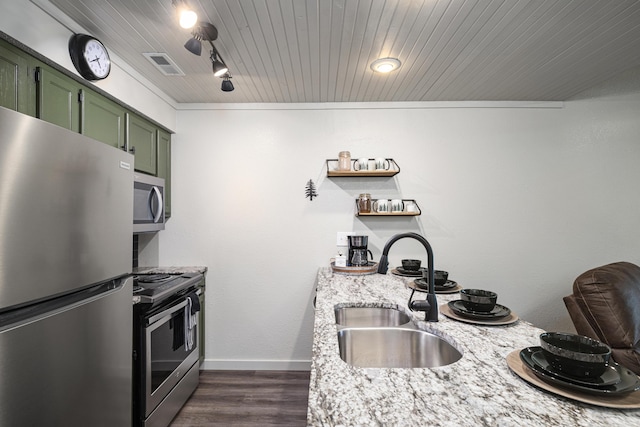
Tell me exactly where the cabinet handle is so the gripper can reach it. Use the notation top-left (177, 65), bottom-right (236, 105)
top-left (129, 146), bottom-right (136, 154)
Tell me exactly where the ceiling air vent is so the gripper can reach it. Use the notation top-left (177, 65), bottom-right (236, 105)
top-left (142, 53), bottom-right (185, 76)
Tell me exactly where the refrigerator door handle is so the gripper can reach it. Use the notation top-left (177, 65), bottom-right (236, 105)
top-left (0, 278), bottom-right (127, 332)
top-left (150, 186), bottom-right (163, 223)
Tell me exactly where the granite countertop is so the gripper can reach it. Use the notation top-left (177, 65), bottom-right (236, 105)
top-left (307, 267), bottom-right (639, 426)
top-left (133, 266), bottom-right (208, 275)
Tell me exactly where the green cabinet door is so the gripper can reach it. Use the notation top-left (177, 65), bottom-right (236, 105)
top-left (0, 41), bottom-right (36, 116)
top-left (127, 113), bottom-right (157, 175)
top-left (81, 89), bottom-right (126, 149)
top-left (157, 129), bottom-right (172, 218)
top-left (36, 65), bottom-right (81, 132)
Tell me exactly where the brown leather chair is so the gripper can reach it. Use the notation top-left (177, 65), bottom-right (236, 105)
top-left (563, 261), bottom-right (640, 375)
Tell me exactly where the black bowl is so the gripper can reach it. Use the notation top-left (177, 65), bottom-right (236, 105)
top-left (539, 332), bottom-right (611, 378)
top-left (459, 289), bottom-right (497, 312)
top-left (401, 259), bottom-right (421, 271)
top-left (433, 270), bottom-right (449, 286)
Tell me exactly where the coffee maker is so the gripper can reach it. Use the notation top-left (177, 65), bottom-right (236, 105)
top-left (348, 235), bottom-right (372, 266)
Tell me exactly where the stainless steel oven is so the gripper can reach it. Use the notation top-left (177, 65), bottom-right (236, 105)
top-left (133, 273), bottom-right (203, 427)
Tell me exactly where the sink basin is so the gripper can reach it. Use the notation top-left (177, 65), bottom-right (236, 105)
top-left (337, 327), bottom-right (462, 368)
top-left (334, 306), bottom-right (412, 327)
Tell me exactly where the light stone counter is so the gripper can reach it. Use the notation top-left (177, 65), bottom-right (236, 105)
top-left (133, 266), bottom-right (208, 275)
top-left (306, 267), bottom-right (640, 426)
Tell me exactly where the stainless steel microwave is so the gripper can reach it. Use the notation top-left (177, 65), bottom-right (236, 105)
top-left (133, 173), bottom-right (165, 233)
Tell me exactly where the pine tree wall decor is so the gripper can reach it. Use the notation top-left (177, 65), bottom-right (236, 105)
top-left (305, 179), bottom-right (318, 201)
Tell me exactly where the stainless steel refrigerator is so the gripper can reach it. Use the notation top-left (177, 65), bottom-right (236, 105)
top-left (0, 106), bottom-right (134, 426)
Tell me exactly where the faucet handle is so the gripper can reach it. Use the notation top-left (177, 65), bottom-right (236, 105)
top-left (409, 300), bottom-right (430, 312)
top-left (409, 294), bottom-right (439, 322)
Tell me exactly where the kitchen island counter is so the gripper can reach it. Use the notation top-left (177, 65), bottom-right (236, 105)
top-left (307, 267), bottom-right (639, 426)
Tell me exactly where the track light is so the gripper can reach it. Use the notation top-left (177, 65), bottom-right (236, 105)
top-left (184, 37), bottom-right (201, 55)
top-left (221, 75), bottom-right (234, 92)
top-left (210, 48), bottom-right (228, 77)
top-left (179, 10), bottom-right (197, 29)
top-left (183, 22), bottom-right (218, 56)
top-left (178, 18), bottom-right (235, 92)
top-left (172, 0), bottom-right (198, 29)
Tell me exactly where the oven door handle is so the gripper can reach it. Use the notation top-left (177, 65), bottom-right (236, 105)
top-left (147, 299), bottom-right (188, 326)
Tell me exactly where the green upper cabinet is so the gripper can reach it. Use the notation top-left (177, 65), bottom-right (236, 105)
top-left (127, 112), bottom-right (157, 175)
top-left (157, 129), bottom-right (172, 218)
top-left (36, 65), bottom-right (81, 132)
top-left (81, 88), bottom-right (126, 149)
top-left (1, 38), bottom-right (173, 212)
top-left (0, 42), bottom-right (36, 116)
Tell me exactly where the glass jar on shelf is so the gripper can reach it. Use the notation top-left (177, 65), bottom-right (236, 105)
top-left (338, 151), bottom-right (351, 171)
top-left (358, 193), bottom-right (371, 213)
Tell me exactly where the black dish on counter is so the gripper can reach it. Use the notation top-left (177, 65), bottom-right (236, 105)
top-left (519, 347), bottom-right (640, 395)
top-left (415, 278), bottom-right (455, 290)
top-left (448, 300), bottom-right (511, 320)
top-left (539, 332), bottom-right (611, 378)
top-left (459, 289), bottom-right (497, 312)
top-left (432, 270), bottom-right (449, 286)
top-left (401, 259), bottom-right (421, 271)
top-left (530, 350), bottom-right (620, 387)
top-left (394, 267), bottom-right (425, 277)
top-left (414, 271), bottom-right (450, 286)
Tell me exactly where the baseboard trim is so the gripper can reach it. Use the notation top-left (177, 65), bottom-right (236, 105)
top-left (202, 359), bottom-right (311, 371)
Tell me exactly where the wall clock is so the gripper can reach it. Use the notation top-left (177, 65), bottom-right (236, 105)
top-left (68, 34), bottom-right (111, 81)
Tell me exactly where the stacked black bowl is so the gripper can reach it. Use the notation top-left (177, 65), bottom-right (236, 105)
top-left (539, 332), bottom-right (611, 378)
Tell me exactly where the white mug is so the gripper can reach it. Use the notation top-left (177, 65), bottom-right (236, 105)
top-left (405, 201), bottom-right (418, 213)
top-left (391, 199), bottom-right (404, 212)
top-left (373, 199), bottom-right (390, 213)
top-left (354, 158), bottom-right (369, 171)
top-left (374, 158), bottom-right (390, 170)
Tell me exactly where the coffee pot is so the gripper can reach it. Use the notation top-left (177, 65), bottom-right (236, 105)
top-left (348, 235), bottom-right (373, 266)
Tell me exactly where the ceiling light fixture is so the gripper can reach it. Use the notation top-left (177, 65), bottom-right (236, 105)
top-left (221, 74), bottom-right (234, 92)
top-left (370, 57), bottom-right (401, 73)
top-left (210, 47), bottom-right (228, 77)
top-left (182, 20), bottom-right (235, 92)
top-left (183, 22), bottom-right (218, 56)
top-left (172, 0), bottom-right (198, 29)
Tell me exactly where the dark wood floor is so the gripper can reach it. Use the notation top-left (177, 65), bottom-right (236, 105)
top-left (169, 370), bottom-right (311, 426)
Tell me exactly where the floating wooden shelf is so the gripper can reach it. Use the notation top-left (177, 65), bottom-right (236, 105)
top-left (355, 199), bottom-right (421, 216)
top-left (326, 158), bottom-right (400, 177)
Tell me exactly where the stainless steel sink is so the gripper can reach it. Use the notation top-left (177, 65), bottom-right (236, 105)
top-left (337, 327), bottom-right (462, 368)
top-left (334, 306), bottom-right (412, 327)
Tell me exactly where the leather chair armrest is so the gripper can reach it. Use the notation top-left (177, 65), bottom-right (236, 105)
top-left (562, 295), bottom-right (599, 340)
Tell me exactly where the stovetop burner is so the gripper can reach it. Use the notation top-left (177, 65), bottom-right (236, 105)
top-left (132, 273), bottom-right (202, 306)
top-left (137, 274), bottom-right (171, 283)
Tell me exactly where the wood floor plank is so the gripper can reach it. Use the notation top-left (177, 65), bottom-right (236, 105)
top-left (169, 370), bottom-right (311, 426)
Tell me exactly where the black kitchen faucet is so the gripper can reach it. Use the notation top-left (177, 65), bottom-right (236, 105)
top-left (377, 232), bottom-right (439, 322)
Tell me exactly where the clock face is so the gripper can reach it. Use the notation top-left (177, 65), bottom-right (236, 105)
top-left (82, 39), bottom-right (111, 79)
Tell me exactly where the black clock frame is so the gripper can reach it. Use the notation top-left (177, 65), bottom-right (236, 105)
top-left (68, 33), bottom-right (111, 81)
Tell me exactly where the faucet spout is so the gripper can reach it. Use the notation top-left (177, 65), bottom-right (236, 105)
top-left (377, 232), bottom-right (438, 322)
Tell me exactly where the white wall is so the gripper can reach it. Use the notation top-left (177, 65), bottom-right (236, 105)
top-left (0, 0), bottom-right (176, 130)
top-left (5, 0), bottom-right (640, 371)
top-left (156, 68), bottom-right (640, 370)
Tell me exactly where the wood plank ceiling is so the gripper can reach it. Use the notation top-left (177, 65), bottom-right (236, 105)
top-left (41, 0), bottom-right (640, 104)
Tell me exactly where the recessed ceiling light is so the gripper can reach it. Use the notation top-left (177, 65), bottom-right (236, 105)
top-left (370, 58), bottom-right (401, 73)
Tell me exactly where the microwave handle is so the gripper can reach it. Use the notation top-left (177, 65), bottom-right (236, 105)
top-left (150, 186), bottom-right (164, 223)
